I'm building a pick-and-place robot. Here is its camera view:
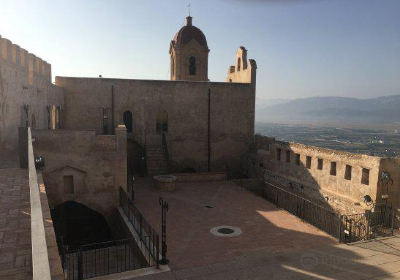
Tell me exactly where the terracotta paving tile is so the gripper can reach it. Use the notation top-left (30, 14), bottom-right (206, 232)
top-left (0, 168), bottom-right (32, 279)
top-left (133, 178), bottom-right (337, 270)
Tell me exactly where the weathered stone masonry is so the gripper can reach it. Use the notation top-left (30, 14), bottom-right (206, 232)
top-left (245, 135), bottom-right (400, 214)
top-left (0, 35), bottom-right (63, 153)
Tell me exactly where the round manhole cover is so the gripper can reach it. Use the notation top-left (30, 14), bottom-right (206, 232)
top-left (210, 226), bottom-right (242, 237)
top-left (217, 228), bottom-right (235, 234)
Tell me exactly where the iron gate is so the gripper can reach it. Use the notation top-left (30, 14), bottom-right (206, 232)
top-left (62, 236), bottom-right (158, 280)
top-left (340, 208), bottom-right (396, 243)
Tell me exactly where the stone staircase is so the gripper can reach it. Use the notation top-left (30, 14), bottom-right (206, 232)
top-left (146, 145), bottom-right (168, 175)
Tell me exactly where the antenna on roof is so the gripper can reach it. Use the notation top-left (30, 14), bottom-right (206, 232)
top-left (188, 0), bottom-right (191, 16)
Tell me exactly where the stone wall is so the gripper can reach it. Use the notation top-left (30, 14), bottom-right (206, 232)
top-left (55, 77), bottom-right (255, 174)
top-left (38, 173), bottom-right (64, 280)
top-left (32, 127), bottom-right (127, 225)
top-left (0, 35), bottom-right (64, 153)
top-left (250, 135), bottom-right (400, 214)
top-left (226, 47), bottom-right (257, 89)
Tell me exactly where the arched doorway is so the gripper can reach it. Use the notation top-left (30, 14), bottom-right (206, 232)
top-left (156, 110), bottom-right (168, 134)
top-left (123, 111), bottom-right (133, 133)
top-left (127, 139), bottom-right (145, 176)
top-left (51, 201), bottom-right (112, 249)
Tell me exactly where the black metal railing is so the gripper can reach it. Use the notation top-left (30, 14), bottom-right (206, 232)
top-left (341, 208), bottom-right (396, 243)
top-left (62, 236), bottom-right (157, 280)
top-left (119, 187), bottom-right (159, 267)
top-left (259, 181), bottom-right (397, 243)
top-left (262, 181), bottom-right (342, 239)
top-left (127, 157), bottom-right (135, 201)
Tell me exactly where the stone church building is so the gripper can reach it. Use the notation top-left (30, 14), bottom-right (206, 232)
top-left (0, 16), bottom-right (257, 175)
top-left (0, 15), bottom-right (258, 222)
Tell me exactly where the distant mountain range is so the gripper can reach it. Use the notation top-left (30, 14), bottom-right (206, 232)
top-left (256, 95), bottom-right (400, 123)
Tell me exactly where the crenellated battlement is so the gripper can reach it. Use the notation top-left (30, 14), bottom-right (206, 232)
top-left (0, 35), bottom-right (52, 83)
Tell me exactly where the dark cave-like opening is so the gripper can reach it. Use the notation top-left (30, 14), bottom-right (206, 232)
top-left (51, 201), bottom-right (112, 249)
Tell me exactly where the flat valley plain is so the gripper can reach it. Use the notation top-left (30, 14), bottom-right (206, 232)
top-left (256, 120), bottom-right (400, 158)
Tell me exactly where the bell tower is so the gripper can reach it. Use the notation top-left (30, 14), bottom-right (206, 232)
top-left (169, 16), bottom-right (209, 81)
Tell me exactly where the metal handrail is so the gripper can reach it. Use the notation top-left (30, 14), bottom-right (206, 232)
top-left (262, 180), bottom-right (341, 239)
top-left (119, 187), bottom-right (159, 267)
top-left (264, 181), bottom-right (337, 214)
top-left (62, 235), bottom-right (159, 280)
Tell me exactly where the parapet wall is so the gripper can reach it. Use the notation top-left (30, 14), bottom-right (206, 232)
top-left (0, 35), bottom-right (51, 84)
top-left (226, 46), bottom-right (257, 87)
top-left (250, 135), bottom-right (400, 213)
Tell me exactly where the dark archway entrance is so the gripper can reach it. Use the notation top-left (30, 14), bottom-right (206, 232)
top-left (51, 201), bottom-right (112, 249)
top-left (127, 139), bottom-right (145, 176)
top-left (123, 111), bottom-right (133, 133)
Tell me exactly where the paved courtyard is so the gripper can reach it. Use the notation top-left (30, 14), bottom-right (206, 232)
top-left (108, 178), bottom-right (400, 280)
top-left (133, 178), bottom-right (337, 270)
top-left (0, 168), bottom-right (32, 280)
top-left (0, 151), bottom-right (19, 169)
top-left (126, 236), bottom-right (400, 280)
top-left (2, 171), bottom-right (400, 280)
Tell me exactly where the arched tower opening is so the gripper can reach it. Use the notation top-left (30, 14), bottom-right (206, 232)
top-left (189, 56), bottom-right (196, 75)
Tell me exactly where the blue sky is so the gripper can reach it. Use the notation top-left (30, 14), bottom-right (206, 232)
top-left (0, 0), bottom-right (399, 100)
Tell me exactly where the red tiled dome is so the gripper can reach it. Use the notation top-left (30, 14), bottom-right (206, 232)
top-left (172, 16), bottom-right (208, 48)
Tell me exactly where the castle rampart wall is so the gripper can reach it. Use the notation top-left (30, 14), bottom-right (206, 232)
top-left (252, 135), bottom-right (400, 214)
top-left (0, 35), bottom-right (64, 154)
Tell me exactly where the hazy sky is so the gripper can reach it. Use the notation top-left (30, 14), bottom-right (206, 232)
top-left (0, 0), bottom-right (399, 100)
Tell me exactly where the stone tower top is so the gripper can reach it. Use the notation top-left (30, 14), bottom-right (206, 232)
top-left (169, 16), bottom-right (210, 82)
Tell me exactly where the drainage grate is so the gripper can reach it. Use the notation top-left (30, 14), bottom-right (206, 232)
top-left (217, 228), bottom-right (235, 234)
top-left (210, 226), bottom-right (242, 237)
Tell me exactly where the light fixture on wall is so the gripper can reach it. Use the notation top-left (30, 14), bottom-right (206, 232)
top-left (34, 156), bottom-right (45, 170)
top-left (378, 171), bottom-right (393, 207)
top-left (381, 171), bottom-right (391, 181)
top-left (364, 195), bottom-right (373, 206)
